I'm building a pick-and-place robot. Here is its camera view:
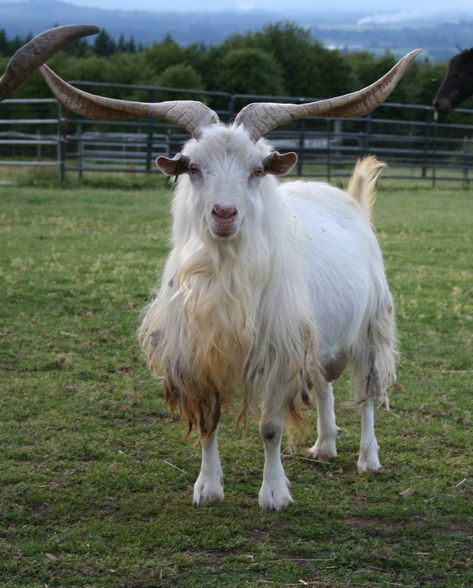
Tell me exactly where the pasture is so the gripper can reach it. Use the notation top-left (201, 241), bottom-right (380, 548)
top-left (0, 174), bottom-right (472, 586)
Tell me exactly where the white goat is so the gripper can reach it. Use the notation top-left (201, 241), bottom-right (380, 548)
top-left (139, 128), bottom-right (396, 510)
top-left (0, 26), bottom-right (419, 510)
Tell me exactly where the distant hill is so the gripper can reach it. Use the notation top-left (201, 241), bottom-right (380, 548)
top-left (1, 0), bottom-right (472, 60)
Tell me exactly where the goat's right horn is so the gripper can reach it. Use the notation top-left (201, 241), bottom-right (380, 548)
top-left (0, 25), bottom-right (100, 101)
top-left (39, 64), bottom-right (219, 138)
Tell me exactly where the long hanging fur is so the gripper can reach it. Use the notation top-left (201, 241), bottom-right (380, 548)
top-left (139, 162), bottom-right (318, 440)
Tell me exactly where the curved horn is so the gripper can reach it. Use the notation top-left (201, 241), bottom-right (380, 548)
top-left (236, 49), bottom-right (422, 141)
top-left (0, 25), bottom-right (100, 101)
top-left (39, 64), bottom-right (219, 138)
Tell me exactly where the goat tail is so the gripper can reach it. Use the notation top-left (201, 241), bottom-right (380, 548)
top-left (347, 156), bottom-right (386, 218)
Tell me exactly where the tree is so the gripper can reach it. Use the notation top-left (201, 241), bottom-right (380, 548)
top-left (126, 37), bottom-right (136, 54)
top-left (117, 34), bottom-right (126, 53)
top-left (252, 22), bottom-right (314, 95)
top-left (0, 29), bottom-right (8, 56)
top-left (158, 63), bottom-right (204, 90)
top-left (94, 30), bottom-right (116, 57)
top-left (152, 63), bottom-right (206, 100)
top-left (144, 35), bottom-right (186, 76)
top-left (214, 48), bottom-right (285, 95)
top-left (205, 22), bottom-right (355, 98)
top-left (105, 53), bottom-right (154, 86)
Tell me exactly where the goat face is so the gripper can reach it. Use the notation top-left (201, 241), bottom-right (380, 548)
top-left (157, 125), bottom-right (297, 240)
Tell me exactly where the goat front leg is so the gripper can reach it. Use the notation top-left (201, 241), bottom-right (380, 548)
top-left (193, 425), bottom-right (224, 506)
top-left (308, 381), bottom-right (341, 461)
top-left (259, 414), bottom-right (293, 511)
top-left (357, 398), bottom-right (382, 473)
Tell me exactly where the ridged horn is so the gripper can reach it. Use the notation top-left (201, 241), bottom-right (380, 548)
top-left (39, 64), bottom-right (219, 138)
top-left (0, 25), bottom-right (100, 101)
top-left (235, 49), bottom-right (422, 141)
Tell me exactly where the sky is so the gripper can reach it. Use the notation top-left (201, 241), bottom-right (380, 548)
top-left (3, 0), bottom-right (473, 13)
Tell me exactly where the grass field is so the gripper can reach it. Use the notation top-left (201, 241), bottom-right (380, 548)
top-left (0, 175), bottom-right (472, 587)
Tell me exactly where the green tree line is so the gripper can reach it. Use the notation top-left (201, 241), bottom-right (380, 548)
top-left (0, 22), bottom-right (453, 112)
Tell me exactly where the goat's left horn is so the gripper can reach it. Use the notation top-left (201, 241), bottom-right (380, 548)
top-left (236, 49), bottom-right (422, 141)
top-left (0, 25), bottom-right (100, 101)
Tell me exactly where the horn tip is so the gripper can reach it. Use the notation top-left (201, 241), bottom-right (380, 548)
top-left (405, 48), bottom-right (423, 61)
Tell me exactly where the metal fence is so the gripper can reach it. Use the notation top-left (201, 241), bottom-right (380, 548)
top-left (1, 82), bottom-right (473, 184)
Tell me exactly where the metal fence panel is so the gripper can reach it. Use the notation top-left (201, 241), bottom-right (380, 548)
top-left (1, 88), bottom-right (472, 185)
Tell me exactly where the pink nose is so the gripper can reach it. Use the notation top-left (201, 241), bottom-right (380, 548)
top-left (212, 205), bottom-right (238, 220)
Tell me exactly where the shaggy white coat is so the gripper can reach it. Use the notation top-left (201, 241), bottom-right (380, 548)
top-left (140, 124), bottom-right (396, 510)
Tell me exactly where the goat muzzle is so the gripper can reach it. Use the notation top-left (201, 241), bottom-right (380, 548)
top-left (210, 205), bottom-right (239, 238)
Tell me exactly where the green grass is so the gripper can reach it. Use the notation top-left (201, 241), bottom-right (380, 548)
top-left (0, 177), bottom-right (472, 587)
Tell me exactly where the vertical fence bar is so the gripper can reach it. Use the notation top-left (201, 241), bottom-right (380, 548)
top-left (35, 130), bottom-right (42, 160)
top-left (432, 116), bottom-right (437, 188)
top-left (56, 102), bottom-right (65, 182)
top-left (77, 122), bottom-right (83, 181)
top-left (326, 119), bottom-right (332, 181)
top-left (462, 138), bottom-right (469, 187)
top-left (297, 118), bottom-right (305, 176)
top-left (422, 109), bottom-right (431, 180)
top-left (333, 119), bottom-right (342, 170)
top-left (364, 113), bottom-right (372, 155)
top-left (228, 95), bottom-right (236, 122)
top-left (145, 89), bottom-right (156, 174)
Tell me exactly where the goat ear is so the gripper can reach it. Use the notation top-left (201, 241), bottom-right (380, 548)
top-left (263, 151), bottom-right (297, 176)
top-left (156, 153), bottom-right (190, 176)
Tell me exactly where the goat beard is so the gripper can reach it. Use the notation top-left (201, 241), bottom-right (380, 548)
top-left (140, 238), bottom-right (259, 438)
top-left (176, 240), bottom-right (257, 394)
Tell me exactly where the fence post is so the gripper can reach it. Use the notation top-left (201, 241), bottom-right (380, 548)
top-left (228, 95), bottom-right (236, 121)
top-left (36, 130), bottom-right (42, 161)
top-left (362, 113), bottom-right (372, 156)
top-left (463, 137), bottom-right (469, 187)
top-left (56, 102), bottom-right (65, 182)
top-left (297, 118), bottom-right (305, 176)
top-left (146, 89), bottom-right (156, 174)
top-left (77, 122), bottom-right (83, 181)
top-left (432, 115), bottom-right (437, 188)
top-left (333, 119), bottom-right (342, 168)
top-left (422, 108), bottom-right (430, 179)
top-left (326, 119), bottom-right (332, 182)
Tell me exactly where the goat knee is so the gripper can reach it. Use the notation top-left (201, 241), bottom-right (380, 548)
top-left (260, 419), bottom-right (282, 444)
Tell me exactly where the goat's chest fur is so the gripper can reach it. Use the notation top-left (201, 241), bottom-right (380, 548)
top-left (140, 204), bottom-right (318, 430)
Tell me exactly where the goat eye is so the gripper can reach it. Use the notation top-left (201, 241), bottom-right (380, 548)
top-left (189, 164), bottom-right (201, 176)
top-left (252, 167), bottom-right (264, 177)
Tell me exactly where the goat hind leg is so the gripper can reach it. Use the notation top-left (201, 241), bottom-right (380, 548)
top-left (357, 295), bottom-right (396, 473)
top-left (357, 398), bottom-right (382, 473)
top-left (308, 381), bottom-right (340, 461)
top-left (354, 348), bottom-right (388, 474)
